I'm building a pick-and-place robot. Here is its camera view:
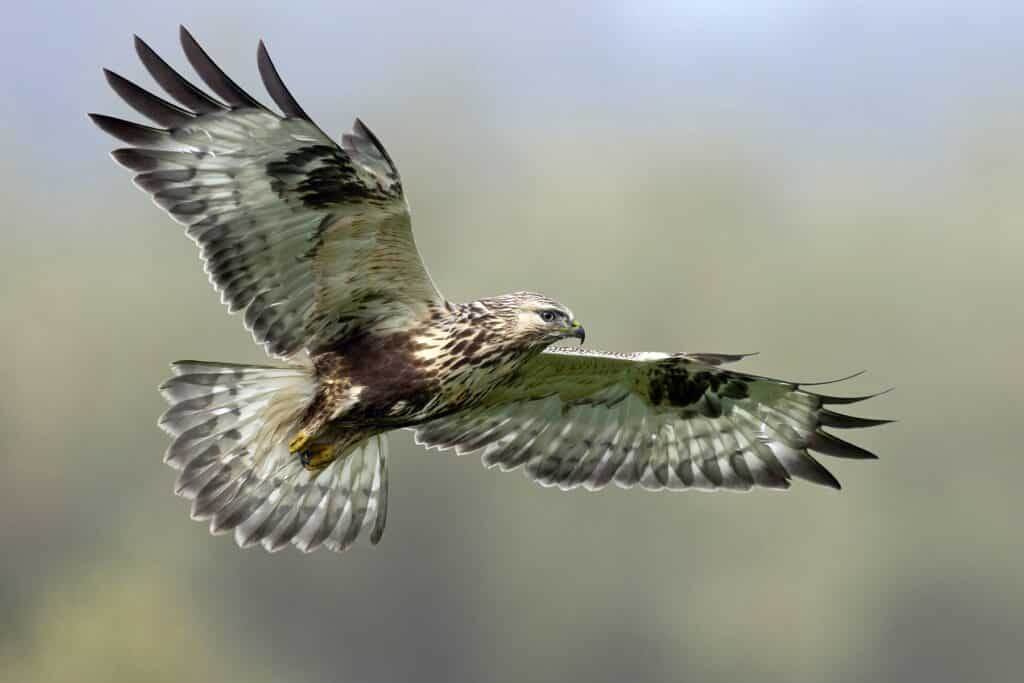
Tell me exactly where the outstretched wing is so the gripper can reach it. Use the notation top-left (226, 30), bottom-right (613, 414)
top-left (92, 27), bottom-right (442, 358)
top-left (414, 347), bottom-right (889, 491)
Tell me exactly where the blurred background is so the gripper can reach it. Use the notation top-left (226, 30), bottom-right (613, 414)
top-left (2, 2), bottom-right (1022, 682)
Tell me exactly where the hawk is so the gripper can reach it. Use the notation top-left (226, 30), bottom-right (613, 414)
top-left (92, 27), bottom-right (889, 553)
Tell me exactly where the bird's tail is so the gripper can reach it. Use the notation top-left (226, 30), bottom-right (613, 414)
top-left (157, 360), bottom-right (388, 552)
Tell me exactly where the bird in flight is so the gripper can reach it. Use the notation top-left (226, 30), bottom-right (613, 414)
top-left (92, 27), bottom-right (890, 553)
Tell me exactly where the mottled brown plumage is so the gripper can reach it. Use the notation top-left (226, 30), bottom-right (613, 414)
top-left (288, 293), bottom-right (582, 466)
top-left (94, 28), bottom-right (890, 554)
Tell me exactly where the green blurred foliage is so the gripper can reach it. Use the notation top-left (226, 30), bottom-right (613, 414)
top-left (1, 553), bottom-right (271, 683)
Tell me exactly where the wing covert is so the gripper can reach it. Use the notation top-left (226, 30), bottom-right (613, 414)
top-left (92, 27), bottom-right (443, 358)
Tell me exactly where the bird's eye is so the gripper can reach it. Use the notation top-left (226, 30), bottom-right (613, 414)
top-left (539, 310), bottom-right (558, 323)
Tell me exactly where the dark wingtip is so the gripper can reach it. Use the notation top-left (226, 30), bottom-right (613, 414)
top-left (109, 148), bottom-right (158, 171)
top-left (134, 31), bottom-right (225, 114)
top-left (89, 113), bottom-right (168, 145)
top-left (719, 351), bottom-right (760, 361)
top-left (256, 38), bottom-right (311, 121)
top-left (818, 409), bottom-right (894, 429)
top-left (179, 25), bottom-right (264, 109)
top-left (806, 453), bottom-right (843, 489)
top-left (811, 387), bottom-right (894, 405)
top-left (811, 462), bottom-right (843, 490)
top-left (102, 68), bottom-right (194, 127)
top-left (352, 117), bottom-right (398, 170)
top-left (807, 431), bottom-right (880, 460)
top-left (798, 370), bottom-right (867, 387)
top-left (133, 33), bottom-right (156, 60)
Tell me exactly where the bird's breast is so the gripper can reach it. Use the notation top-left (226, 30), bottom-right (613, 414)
top-left (316, 330), bottom-right (527, 426)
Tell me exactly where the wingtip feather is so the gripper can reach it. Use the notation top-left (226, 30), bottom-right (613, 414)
top-left (807, 431), bottom-right (880, 460)
top-left (135, 30), bottom-right (226, 113)
top-left (179, 25), bottom-right (264, 109)
top-left (818, 409), bottom-right (894, 429)
top-left (102, 67), bottom-right (194, 127)
top-left (796, 452), bottom-right (843, 489)
top-left (811, 387), bottom-right (894, 405)
top-left (89, 113), bottom-right (169, 145)
top-left (256, 38), bottom-right (312, 120)
top-left (798, 370), bottom-right (867, 386)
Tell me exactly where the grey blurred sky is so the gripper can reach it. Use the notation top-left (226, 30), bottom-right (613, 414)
top-left (4, 1), bottom-right (1024, 163)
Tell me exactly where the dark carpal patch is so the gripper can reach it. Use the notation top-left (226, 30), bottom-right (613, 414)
top-left (720, 379), bottom-right (750, 400)
top-left (648, 366), bottom-right (749, 410)
top-left (266, 145), bottom-right (396, 210)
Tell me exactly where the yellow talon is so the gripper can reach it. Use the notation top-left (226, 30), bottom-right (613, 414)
top-left (288, 431), bottom-right (311, 454)
top-left (301, 443), bottom-right (337, 470)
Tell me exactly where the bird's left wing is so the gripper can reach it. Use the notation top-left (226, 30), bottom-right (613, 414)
top-left (92, 28), bottom-right (443, 358)
top-left (414, 348), bottom-right (889, 491)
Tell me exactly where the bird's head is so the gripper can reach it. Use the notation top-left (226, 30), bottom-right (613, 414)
top-left (493, 291), bottom-right (585, 348)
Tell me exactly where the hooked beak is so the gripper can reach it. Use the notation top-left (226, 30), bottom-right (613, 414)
top-left (569, 320), bottom-right (586, 345)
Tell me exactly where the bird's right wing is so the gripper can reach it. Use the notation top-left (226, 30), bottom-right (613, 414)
top-left (414, 347), bottom-right (890, 492)
top-left (92, 27), bottom-right (443, 358)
